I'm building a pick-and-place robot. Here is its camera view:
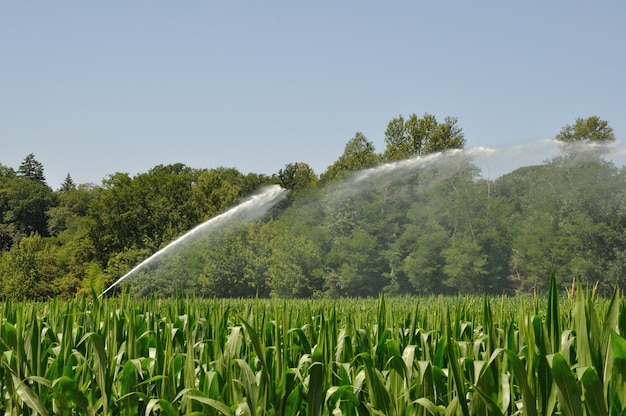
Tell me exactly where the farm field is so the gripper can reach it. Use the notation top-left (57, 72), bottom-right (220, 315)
top-left (1, 276), bottom-right (626, 415)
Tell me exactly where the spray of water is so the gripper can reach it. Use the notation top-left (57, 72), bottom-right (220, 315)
top-left (100, 184), bottom-right (288, 297)
top-left (315, 138), bottom-right (625, 209)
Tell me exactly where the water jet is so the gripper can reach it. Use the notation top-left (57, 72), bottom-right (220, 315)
top-left (100, 184), bottom-right (288, 297)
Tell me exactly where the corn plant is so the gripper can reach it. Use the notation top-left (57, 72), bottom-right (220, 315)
top-left (1, 275), bottom-right (625, 415)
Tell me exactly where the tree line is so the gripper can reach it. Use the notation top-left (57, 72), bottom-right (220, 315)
top-left (0, 115), bottom-right (621, 299)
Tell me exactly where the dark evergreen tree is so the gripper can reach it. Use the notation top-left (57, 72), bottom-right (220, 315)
top-left (18, 153), bottom-right (46, 184)
top-left (59, 173), bottom-right (76, 192)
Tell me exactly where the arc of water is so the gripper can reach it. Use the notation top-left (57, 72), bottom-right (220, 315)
top-left (100, 184), bottom-right (288, 297)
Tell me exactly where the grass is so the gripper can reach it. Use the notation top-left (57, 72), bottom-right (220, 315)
top-left (1, 276), bottom-right (625, 415)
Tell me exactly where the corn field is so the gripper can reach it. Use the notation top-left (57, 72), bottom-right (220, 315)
top-left (1, 276), bottom-right (626, 415)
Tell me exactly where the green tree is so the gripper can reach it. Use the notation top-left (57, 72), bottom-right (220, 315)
top-left (198, 231), bottom-right (262, 298)
top-left (0, 163), bottom-right (15, 178)
top-left (495, 154), bottom-right (625, 295)
top-left (0, 176), bottom-right (56, 246)
top-left (496, 165), bottom-right (562, 292)
top-left (46, 183), bottom-right (100, 297)
top-left (17, 153), bottom-right (46, 184)
top-left (47, 183), bottom-right (98, 236)
top-left (2, 163), bottom-right (55, 251)
top-left (276, 162), bottom-right (318, 194)
top-left (88, 164), bottom-right (272, 291)
top-left (266, 234), bottom-right (322, 298)
top-left (321, 132), bottom-right (378, 183)
top-left (59, 173), bottom-right (76, 192)
top-left (555, 116), bottom-right (615, 142)
top-left (81, 262), bottom-right (106, 294)
top-left (136, 164), bottom-right (203, 246)
top-left (89, 165), bottom-right (200, 264)
top-left (191, 167), bottom-right (266, 218)
top-left (325, 226), bottom-right (386, 297)
top-left (549, 156), bottom-right (625, 294)
top-left (382, 113), bottom-right (465, 162)
top-left (399, 222), bottom-right (449, 295)
top-left (0, 234), bottom-right (57, 300)
top-left (87, 172), bottom-right (147, 264)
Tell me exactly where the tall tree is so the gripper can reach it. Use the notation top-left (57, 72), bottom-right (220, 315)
top-left (555, 116), bottom-right (615, 142)
top-left (276, 162), bottom-right (318, 195)
top-left (59, 173), bottom-right (76, 192)
top-left (321, 132), bottom-right (378, 183)
top-left (0, 176), bottom-right (56, 245)
top-left (266, 233), bottom-right (322, 298)
top-left (87, 172), bottom-right (145, 264)
top-left (0, 163), bottom-right (15, 178)
top-left (324, 226), bottom-right (386, 297)
top-left (0, 234), bottom-right (57, 300)
top-left (18, 153), bottom-right (46, 184)
top-left (198, 231), bottom-right (261, 298)
top-left (382, 113), bottom-right (465, 162)
top-left (192, 167), bottom-right (245, 218)
top-left (47, 183), bottom-right (98, 236)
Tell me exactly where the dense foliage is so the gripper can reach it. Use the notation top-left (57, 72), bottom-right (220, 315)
top-left (1, 115), bottom-right (624, 299)
top-left (1, 278), bottom-right (626, 414)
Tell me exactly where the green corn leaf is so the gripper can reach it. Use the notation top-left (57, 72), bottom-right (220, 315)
top-left (233, 358), bottom-right (259, 416)
top-left (284, 380), bottom-right (303, 416)
top-left (88, 332), bottom-right (109, 415)
top-left (387, 353), bottom-right (407, 378)
top-left (434, 335), bottom-right (446, 368)
top-left (417, 360), bottom-right (436, 401)
top-left (289, 327), bottom-right (312, 355)
top-left (27, 308), bottom-right (41, 378)
top-left (120, 359), bottom-right (139, 413)
top-left (402, 345), bottom-right (417, 380)
top-left (415, 397), bottom-right (443, 415)
top-left (240, 319), bottom-right (269, 376)
top-left (335, 327), bottom-right (350, 364)
top-left (576, 366), bottom-right (607, 416)
top-left (224, 326), bottom-right (243, 361)
top-left (358, 352), bottom-right (393, 415)
top-left (610, 330), bottom-right (626, 413)
top-left (52, 375), bottom-right (95, 416)
top-left (375, 328), bottom-right (392, 368)
top-left (547, 353), bottom-right (583, 416)
top-left (145, 398), bottom-right (178, 416)
top-left (601, 285), bottom-right (621, 398)
top-left (574, 284), bottom-right (593, 369)
top-left (611, 330), bottom-right (626, 359)
top-left (183, 390), bottom-right (235, 416)
top-left (444, 396), bottom-right (460, 416)
top-left (2, 321), bottom-right (18, 350)
top-left (308, 346), bottom-right (324, 416)
top-left (470, 384), bottom-right (504, 416)
top-left (11, 372), bottom-right (49, 416)
top-left (501, 370), bottom-right (511, 413)
top-left (387, 353), bottom-right (408, 414)
top-left (324, 385), bottom-right (360, 413)
top-left (546, 268), bottom-right (560, 355)
top-left (488, 348), bottom-right (537, 416)
top-left (471, 359), bottom-right (497, 415)
top-left (353, 368), bottom-right (366, 394)
top-left (446, 312), bottom-right (470, 416)
top-left (235, 402), bottom-right (252, 416)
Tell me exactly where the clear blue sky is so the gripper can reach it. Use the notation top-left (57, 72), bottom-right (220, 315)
top-left (2, 2), bottom-right (625, 189)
